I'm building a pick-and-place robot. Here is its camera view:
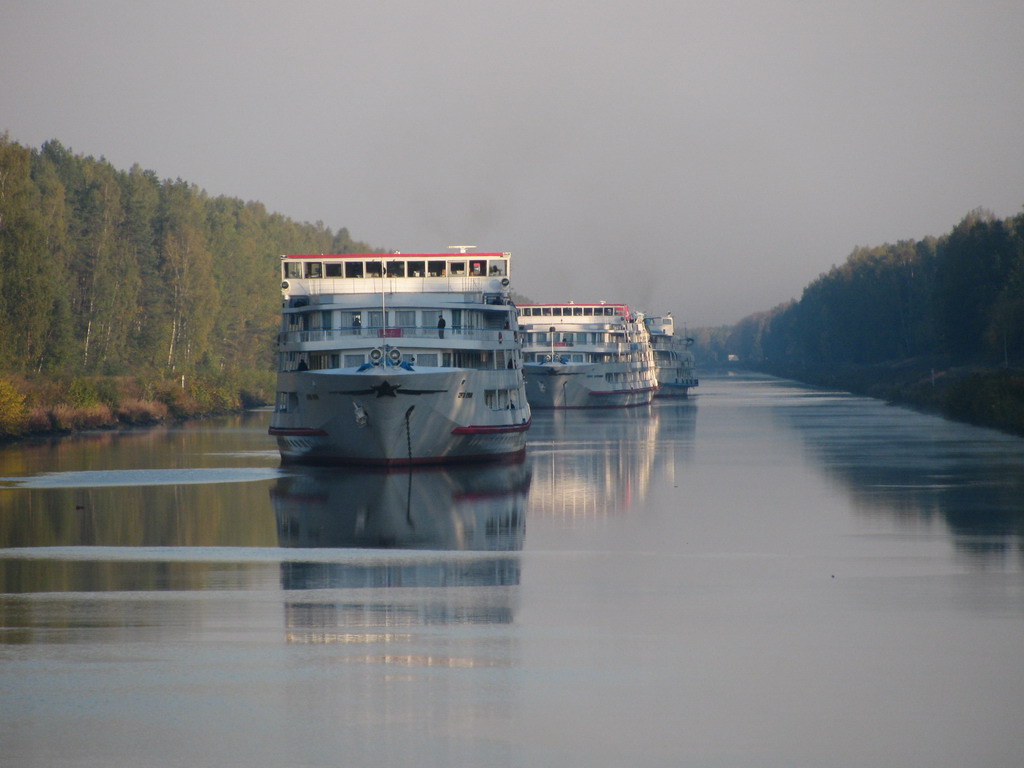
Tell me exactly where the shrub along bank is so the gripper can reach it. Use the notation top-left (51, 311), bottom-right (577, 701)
top-left (0, 371), bottom-right (274, 441)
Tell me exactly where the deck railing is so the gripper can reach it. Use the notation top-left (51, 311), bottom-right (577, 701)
top-left (278, 326), bottom-right (517, 346)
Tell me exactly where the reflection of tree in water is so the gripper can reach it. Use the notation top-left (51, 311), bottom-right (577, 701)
top-left (527, 402), bottom-right (696, 524)
top-left (774, 390), bottom-right (1024, 564)
top-left (0, 411), bottom-right (279, 550)
top-left (271, 461), bottom-right (531, 634)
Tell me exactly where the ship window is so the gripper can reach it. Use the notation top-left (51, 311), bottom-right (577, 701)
top-left (408, 260), bottom-right (425, 276)
top-left (345, 262), bottom-right (364, 278)
top-left (284, 261), bottom-right (302, 279)
top-left (386, 260), bottom-right (405, 277)
top-left (470, 260), bottom-right (485, 275)
top-left (366, 261), bottom-right (383, 277)
top-left (417, 353), bottom-right (438, 367)
top-left (573, 307), bottom-right (583, 316)
top-left (484, 389), bottom-right (510, 409)
top-left (396, 310), bottom-right (416, 328)
top-left (344, 354), bottom-right (364, 367)
top-left (368, 311), bottom-right (383, 328)
top-left (450, 261), bottom-right (465, 275)
top-left (542, 307), bottom-right (552, 316)
top-left (488, 260), bottom-right (507, 276)
top-left (428, 260), bottom-right (446, 276)
top-left (325, 263), bottom-right (342, 277)
top-left (321, 311), bottom-right (333, 329)
top-left (305, 262), bottom-right (322, 278)
top-left (584, 307), bottom-right (594, 316)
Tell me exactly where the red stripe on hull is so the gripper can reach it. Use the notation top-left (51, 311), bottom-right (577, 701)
top-left (450, 419), bottom-right (532, 435)
top-left (588, 387), bottom-right (658, 396)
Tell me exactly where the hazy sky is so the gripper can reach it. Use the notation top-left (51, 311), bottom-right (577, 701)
top-left (3, 0), bottom-right (1023, 325)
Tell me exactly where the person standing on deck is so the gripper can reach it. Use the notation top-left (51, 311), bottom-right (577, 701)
top-left (437, 314), bottom-right (446, 339)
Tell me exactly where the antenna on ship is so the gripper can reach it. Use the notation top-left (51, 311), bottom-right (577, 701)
top-left (448, 245), bottom-right (476, 254)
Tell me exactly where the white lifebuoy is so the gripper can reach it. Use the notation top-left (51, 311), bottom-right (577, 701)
top-left (369, 348), bottom-right (383, 363)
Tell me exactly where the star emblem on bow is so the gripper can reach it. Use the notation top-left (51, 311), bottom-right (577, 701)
top-left (370, 380), bottom-right (401, 397)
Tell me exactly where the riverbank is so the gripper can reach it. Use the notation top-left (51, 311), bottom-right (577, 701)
top-left (0, 371), bottom-right (274, 442)
top-left (750, 359), bottom-right (1024, 437)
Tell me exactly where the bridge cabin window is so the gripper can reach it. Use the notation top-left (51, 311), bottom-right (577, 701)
top-left (286, 255), bottom-right (511, 282)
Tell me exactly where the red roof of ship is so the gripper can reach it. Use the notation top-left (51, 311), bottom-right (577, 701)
top-left (283, 253), bottom-right (508, 259)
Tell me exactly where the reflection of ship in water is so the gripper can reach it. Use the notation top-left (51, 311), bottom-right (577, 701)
top-left (271, 461), bottom-right (531, 634)
top-left (527, 401), bottom-right (696, 522)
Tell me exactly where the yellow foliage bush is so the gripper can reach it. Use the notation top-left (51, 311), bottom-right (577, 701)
top-left (0, 378), bottom-right (27, 438)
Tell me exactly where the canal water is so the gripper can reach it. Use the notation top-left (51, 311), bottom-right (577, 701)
top-left (1, 373), bottom-right (1022, 767)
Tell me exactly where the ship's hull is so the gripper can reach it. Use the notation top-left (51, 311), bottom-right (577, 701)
top-left (270, 367), bottom-right (530, 466)
top-left (654, 380), bottom-right (697, 398)
top-left (524, 363), bottom-right (655, 409)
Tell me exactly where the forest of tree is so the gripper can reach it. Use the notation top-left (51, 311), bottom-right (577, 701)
top-left (0, 135), bottom-right (375, 379)
top-left (2, 134), bottom-right (1021, 436)
top-left (720, 208), bottom-right (1024, 371)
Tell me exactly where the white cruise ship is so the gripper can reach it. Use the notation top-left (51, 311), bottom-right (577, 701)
top-left (270, 250), bottom-right (531, 465)
top-left (517, 302), bottom-right (657, 408)
top-left (644, 314), bottom-right (699, 397)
